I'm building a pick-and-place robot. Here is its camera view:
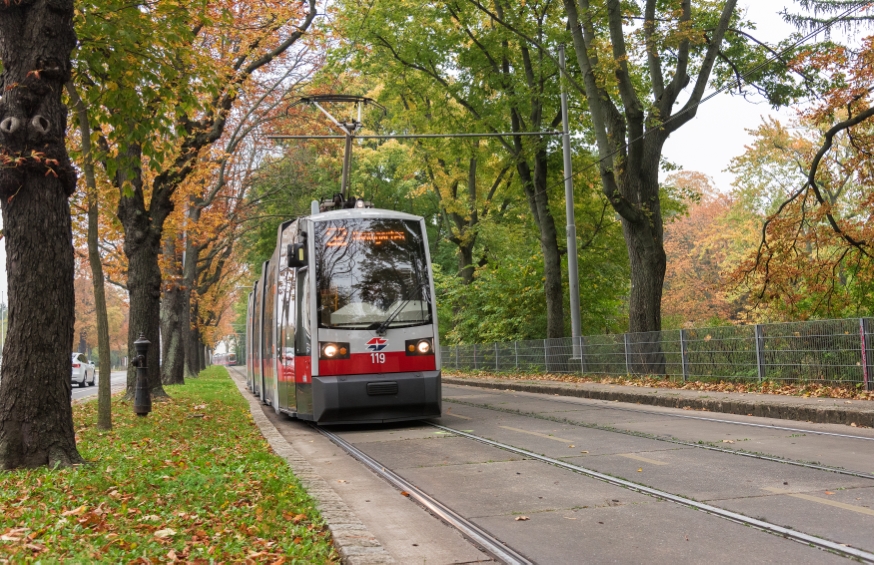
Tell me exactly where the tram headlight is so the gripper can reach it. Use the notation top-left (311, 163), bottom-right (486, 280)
top-left (319, 342), bottom-right (350, 360)
top-left (405, 338), bottom-right (434, 356)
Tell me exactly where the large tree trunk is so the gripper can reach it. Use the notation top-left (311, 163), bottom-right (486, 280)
top-left (0, 0), bottom-right (82, 469)
top-left (118, 181), bottom-right (168, 398)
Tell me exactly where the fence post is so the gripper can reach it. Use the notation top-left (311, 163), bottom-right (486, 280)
top-left (473, 343), bottom-right (478, 370)
top-left (495, 342), bottom-right (499, 372)
top-left (861, 318), bottom-right (872, 392)
top-left (679, 329), bottom-right (689, 382)
top-left (754, 324), bottom-right (766, 382)
top-left (544, 339), bottom-right (549, 372)
top-left (514, 341), bottom-right (519, 370)
top-left (623, 333), bottom-right (631, 375)
top-left (455, 345), bottom-right (459, 370)
top-left (579, 336), bottom-right (587, 374)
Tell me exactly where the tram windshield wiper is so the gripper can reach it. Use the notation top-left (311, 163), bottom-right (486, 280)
top-left (371, 281), bottom-right (431, 336)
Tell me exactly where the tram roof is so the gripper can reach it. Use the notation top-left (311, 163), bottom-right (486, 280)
top-left (306, 207), bottom-right (422, 223)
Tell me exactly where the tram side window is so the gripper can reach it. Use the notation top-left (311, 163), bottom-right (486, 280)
top-left (296, 268), bottom-right (311, 356)
top-left (280, 267), bottom-right (295, 359)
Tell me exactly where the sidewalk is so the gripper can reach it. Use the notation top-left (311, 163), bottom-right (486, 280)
top-left (443, 375), bottom-right (874, 428)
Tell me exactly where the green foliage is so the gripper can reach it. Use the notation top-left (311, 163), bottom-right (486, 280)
top-left (0, 367), bottom-right (336, 562)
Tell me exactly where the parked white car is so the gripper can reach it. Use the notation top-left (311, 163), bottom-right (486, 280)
top-left (71, 353), bottom-right (95, 388)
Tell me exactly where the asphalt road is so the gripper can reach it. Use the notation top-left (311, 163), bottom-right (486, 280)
top-left (71, 370), bottom-right (128, 402)
top-left (254, 378), bottom-right (874, 563)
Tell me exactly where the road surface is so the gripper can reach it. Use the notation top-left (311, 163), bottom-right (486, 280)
top-left (71, 370), bottom-right (128, 402)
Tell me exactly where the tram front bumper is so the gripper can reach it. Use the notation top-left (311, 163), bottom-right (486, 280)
top-left (312, 370), bottom-right (441, 424)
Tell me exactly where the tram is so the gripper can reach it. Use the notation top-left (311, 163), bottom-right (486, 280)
top-left (246, 198), bottom-right (441, 424)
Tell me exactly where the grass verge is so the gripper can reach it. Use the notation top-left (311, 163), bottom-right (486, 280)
top-left (0, 366), bottom-right (338, 563)
top-left (446, 370), bottom-right (874, 401)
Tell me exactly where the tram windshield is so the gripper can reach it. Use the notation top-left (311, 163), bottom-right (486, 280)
top-left (315, 218), bottom-right (432, 329)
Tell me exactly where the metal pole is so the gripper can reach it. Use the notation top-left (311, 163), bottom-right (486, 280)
top-left (679, 329), bottom-right (689, 382)
top-left (495, 342), bottom-right (499, 371)
top-left (754, 324), bottom-right (766, 382)
top-left (560, 45), bottom-right (582, 357)
top-left (515, 341), bottom-right (519, 370)
top-left (455, 344), bottom-right (459, 370)
top-left (473, 343), bottom-right (477, 370)
top-left (341, 134), bottom-right (353, 199)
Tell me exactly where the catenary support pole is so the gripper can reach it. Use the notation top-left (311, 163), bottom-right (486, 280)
top-left (560, 45), bottom-right (582, 354)
top-left (340, 134), bottom-right (353, 199)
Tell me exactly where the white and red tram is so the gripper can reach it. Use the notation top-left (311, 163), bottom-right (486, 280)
top-left (246, 203), bottom-right (441, 424)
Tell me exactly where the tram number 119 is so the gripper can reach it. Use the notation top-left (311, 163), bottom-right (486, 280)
top-left (370, 353), bottom-right (386, 364)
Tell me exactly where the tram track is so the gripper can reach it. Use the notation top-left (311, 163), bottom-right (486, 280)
top-left (448, 385), bottom-right (874, 442)
top-left (427, 422), bottom-right (874, 564)
top-left (445, 397), bottom-right (874, 481)
top-left (315, 424), bottom-right (535, 565)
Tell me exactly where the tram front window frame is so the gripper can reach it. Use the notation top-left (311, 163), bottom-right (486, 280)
top-left (314, 218), bottom-right (432, 330)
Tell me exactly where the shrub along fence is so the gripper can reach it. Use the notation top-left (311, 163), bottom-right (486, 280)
top-left (441, 317), bottom-right (874, 389)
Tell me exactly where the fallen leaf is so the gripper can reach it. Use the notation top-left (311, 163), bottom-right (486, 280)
top-left (563, 516), bottom-right (577, 520)
top-left (568, 445), bottom-right (575, 448)
top-left (514, 516), bottom-right (529, 521)
top-left (721, 440), bottom-right (735, 444)
top-left (62, 505), bottom-right (87, 517)
top-left (337, 480), bottom-right (348, 484)
top-left (825, 491), bottom-right (835, 495)
top-left (167, 549), bottom-right (178, 561)
top-left (400, 491), bottom-right (410, 497)
top-left (637, 468), bottom-right (643, 472)
top-left (291, 514), bottom-right (306, 524)
top-left (580, 450), bottom-right (589, 454)
top-left (850, 423), bottom-right (857, 427)
top-left (154, 528), bottom-right (176, 539)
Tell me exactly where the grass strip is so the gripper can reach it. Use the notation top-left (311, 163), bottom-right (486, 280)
top-left (0, 366), bottom-right (338, 563)
top-left (446, 369), bottom-right (874, 401)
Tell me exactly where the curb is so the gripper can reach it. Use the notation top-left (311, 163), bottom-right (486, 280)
top-left (228, 372), bottom-right (396, 565)
top-left (444, 377), bottom-right (874, 428)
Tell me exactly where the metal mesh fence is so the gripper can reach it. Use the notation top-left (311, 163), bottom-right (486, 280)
top-left (441, 317), bottom-right (874, 389)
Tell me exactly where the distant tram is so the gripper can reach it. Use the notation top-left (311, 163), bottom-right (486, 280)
top-left (246, 200), bottom-right (441, 424)
top-left (212, 353), bottom-right (237, 366)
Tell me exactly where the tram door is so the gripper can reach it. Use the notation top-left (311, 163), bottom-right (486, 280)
top-left (295, 267), bottom-right (314, 417)
top-left (278, 263), bottom-right (296, 412)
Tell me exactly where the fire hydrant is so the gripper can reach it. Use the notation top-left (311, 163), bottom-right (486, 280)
top-left (134, 333), bottom-right (151, 417)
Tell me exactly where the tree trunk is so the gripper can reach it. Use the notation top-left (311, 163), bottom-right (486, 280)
top-left (0, 0), bottom-right (82, 469)
top-left (68, 82), bottom-right (116, 430)
top-left (182, 223), bottom-right (199, 378)
top-left (516, 147), bottom-right (565, 339)
top-left (160, 236), bottom-right (184, 385)
top-left (619, 151), bottom-right (667, 374)
top-left (119, 188), bottom-right (168, 398)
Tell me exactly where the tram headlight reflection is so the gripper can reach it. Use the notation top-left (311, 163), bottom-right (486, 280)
top-left (417, 340), bottom-right (431, 354)
top-left (323, 344), bottom-right (338, 357)
top-left (405, 338), bottom-right (434, 356)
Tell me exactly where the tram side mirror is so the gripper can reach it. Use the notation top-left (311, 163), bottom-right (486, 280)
top-left (287, 243), bottom-right (307, 268)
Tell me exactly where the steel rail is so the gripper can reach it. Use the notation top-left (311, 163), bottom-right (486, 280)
top-left (447, 382), bottom-right (874, 442)
top-left (444, 397), bottom-right (874, 481)
top-left (429, 423), bottom-right (874, 564)
top-left (315, 425), bottom-right (535, 565)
